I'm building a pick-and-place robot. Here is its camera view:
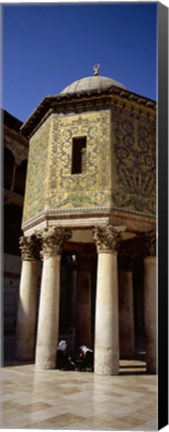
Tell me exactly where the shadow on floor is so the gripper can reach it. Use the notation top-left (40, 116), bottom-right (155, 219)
top-left (135, 352), bottom-right (146, 361)
top-left (3, 359), bottom-right (34, 367)
top-left (2, 359), bottom-right (150, 377)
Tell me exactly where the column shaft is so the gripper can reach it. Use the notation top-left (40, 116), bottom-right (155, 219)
top-left (16, 260), bottom-right (39, 360)
top-left (95, 251), bottom-right (119, 375)
top-left (35, 255), bottom-right (61, 369)
top-left (144, 256), bottom-right (156, 373)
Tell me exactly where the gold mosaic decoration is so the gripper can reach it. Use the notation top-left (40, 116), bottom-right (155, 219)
top-left (111, 113), bottom-right (156, 216)
top-left (22, 117), bottom-right (52, 223)
top-left (46, 110), bottom-right (112, 210)
top-left (23, 103), bottom-right (156, 226)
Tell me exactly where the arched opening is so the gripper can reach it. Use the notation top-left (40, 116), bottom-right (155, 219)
top-left (4, 204), bottom-right (23, 255)
top-left (14, 160), bottom-right (27, 196)
top-left (4, 148), bottom-right (15, 190)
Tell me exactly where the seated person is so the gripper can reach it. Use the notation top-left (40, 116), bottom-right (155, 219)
top-left (76, 345), bottom-right (94, 372)
top-left (56, 340), bottom-right (76, 371)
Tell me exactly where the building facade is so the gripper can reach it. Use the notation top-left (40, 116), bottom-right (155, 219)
top-left (4, 70), bottom-right (157, 375)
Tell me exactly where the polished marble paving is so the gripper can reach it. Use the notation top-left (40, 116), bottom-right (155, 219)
top-left (1, 360), bottom-right (158, 430)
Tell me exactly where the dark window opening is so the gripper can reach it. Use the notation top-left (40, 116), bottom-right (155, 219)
top-left (71, 137), bottom-right (87, 174)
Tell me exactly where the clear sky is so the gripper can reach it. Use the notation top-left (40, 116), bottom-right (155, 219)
top-left (2, 2), bottom-right (157, 123)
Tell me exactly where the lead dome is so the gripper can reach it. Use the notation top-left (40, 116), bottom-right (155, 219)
top-left (60, 74), bottom-right (126, 94)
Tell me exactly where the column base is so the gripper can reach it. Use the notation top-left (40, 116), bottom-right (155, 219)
top-left (95, 365), bottom-right (119, 376)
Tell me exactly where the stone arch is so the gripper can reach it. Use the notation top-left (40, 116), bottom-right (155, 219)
top-left (4, 148), bottom-right (15, 190)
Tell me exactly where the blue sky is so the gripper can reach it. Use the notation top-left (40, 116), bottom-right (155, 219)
top-left (2, 2), bottom-right (157, 122)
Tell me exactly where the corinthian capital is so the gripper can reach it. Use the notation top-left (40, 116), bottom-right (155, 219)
top-left (93, 224), bottom-right (126, 253)
top-left (19, 234), bottom-right (41, 261)
top-left (141, 229), bottom-right (156, 257)
top-left (38, 227), bottom-right (72, 258)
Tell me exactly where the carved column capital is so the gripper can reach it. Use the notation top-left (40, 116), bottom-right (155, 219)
top-left (93, 224), bottom-right (126, 253)
top-left (19, 234), bottom-right (41, 261)
top-left (38, 227), bottom-right (72, 258)
top-left (140, 230), bottom-right (156, 257)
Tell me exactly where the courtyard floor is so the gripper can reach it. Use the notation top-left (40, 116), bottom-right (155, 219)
top-left (1, 359), bottom-right (158, 431)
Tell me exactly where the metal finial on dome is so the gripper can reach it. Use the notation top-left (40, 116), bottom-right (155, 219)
top-left (93, 64), bottom-right (100, 76)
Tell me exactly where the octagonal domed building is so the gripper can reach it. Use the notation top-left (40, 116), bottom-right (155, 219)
top-left (16, 68), bottom-right (156, 376)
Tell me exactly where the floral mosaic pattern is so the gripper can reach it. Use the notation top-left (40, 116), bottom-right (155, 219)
top-left (23, 117), bottom-right (52, 223)
top-left (47, 110), bottom-right (112, 210)
top-left (23, 105), bottom-right (156, 226)
top-left (112, 115), bottom-right (156, 216)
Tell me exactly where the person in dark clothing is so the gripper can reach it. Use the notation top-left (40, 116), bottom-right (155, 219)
top-left (56, 340), bottom-right (76, 371)
top-left (76, 345), bottom-right (94, 372)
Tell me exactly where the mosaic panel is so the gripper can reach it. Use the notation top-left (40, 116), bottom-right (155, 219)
top-left (22, 105), bottom-right (156, 225)
top-left (47, 110), bottom-right (112, 210)
top-left (111, 112), bottom-right (156, 216)
top-left (22, 117), bottom-right (52, 223)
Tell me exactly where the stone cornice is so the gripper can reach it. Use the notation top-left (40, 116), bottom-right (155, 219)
top-left (21, 207), bottom-right (156, 237)
top-left (20, 86), bottom-right (156, 139)
top-left (4, 124), bottom-right (28, 149)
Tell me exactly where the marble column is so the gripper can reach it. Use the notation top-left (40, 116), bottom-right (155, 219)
top-left (15, 234), bottom-right (40, 360)
top-left (93, 224), bottom-right (125, 375)
top-left (143, 230), bottom-right (156, 373)
top-left (35, 227), bottom-right (71, 369)
top-left (119, 266), bottom-right (135, 358)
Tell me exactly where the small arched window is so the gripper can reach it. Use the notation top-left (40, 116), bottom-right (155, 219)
top-left (71, 137), bottom-right (87, 174)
